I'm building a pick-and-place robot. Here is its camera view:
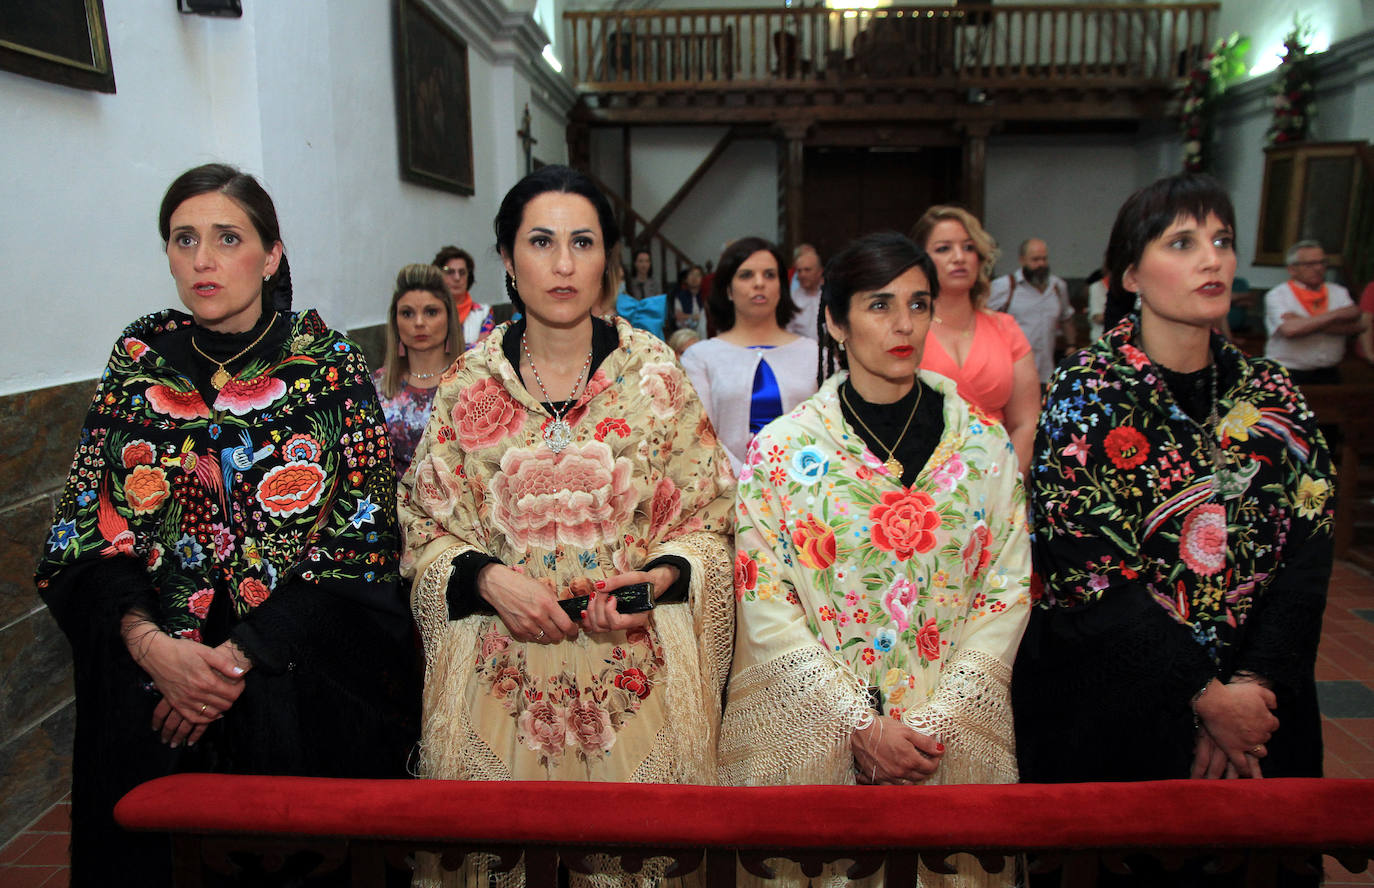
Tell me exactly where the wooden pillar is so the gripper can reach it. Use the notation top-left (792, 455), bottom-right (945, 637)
top-left (779, 120), bottom-right (810, 259)
top-left (961, 121), bottom-right (994, 221)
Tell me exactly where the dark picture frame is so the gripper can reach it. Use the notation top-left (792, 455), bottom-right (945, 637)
top-left (0, 0), bottom-right (115, 93)
top-left (394, 0), bottom-right (475, 196)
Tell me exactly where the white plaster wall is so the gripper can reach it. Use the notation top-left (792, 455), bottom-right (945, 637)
top-left (0, 10), bottom-right (263, 395)
top-left (984, 136), bottom-right (1161, 280)
top-left (0, 3), bottom-right (572, 396)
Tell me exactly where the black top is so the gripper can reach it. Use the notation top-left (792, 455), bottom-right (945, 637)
top-left (837, 377), bottom-right (945, 489)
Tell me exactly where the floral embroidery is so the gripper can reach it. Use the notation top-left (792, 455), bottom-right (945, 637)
top-left (1103, 425), bottom-right (1150, 470)
top-left (451, 377), bottom-right (525, 451)
top-left (787, 445), bottom-right (829, 486)
top-left (489, 441), bottom-right (637, 552)
top-left (146, 385), bottom-right (210, 420)
top-left (1295, 475), bottom-right (1331, 519)
top-left (124, 465), bottom-right (171, 514)
top-left (791, 513), bottom-right (837, 570)
top-left (214, 374), bottom-right (287, 416)
top-left (256, 461), bottom-right (328, 516)
top-left (869, 489), bottom-right (941, 560)
top-left (637, 361), bottom-right (688, 418)
top-left (1179, 504), bottom-right (1227, 576)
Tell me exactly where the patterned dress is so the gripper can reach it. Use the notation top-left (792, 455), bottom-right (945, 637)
top-left (719, 371), bottom-right (1031, 888)
top-left (1015, 316), bottom-right (1334, 786)
top-left (397, 317), bottom-right (736, 887)
top-left (35, 309), bottom-right (418, 886)
top-left (372, 368), bottom-right (437, 473)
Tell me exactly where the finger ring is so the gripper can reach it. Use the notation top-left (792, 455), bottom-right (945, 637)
top-left (200, 704), bottom-right (208, 714)
top-left (1248, 745), bottom-right (1262, 755)
top-left (535, 629), bottom-right (545, 640)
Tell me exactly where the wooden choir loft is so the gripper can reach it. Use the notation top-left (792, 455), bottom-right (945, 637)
top-left (561, 2), bottom-right (1218, 268)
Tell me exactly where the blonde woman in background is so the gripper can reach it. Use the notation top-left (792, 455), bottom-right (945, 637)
top-left (911, 206), bottom-right (1039, 477)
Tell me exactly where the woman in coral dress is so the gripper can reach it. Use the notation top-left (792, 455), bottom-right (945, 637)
top-left (397, 166), bottom-right (736, 887)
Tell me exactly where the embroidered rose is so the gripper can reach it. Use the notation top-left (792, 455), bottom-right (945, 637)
top-left (638, 362), bottom-right (687, 418)
top-left (480, 626), bottom-right (511, 660)
top-left (961, 522), bottom-right (993, 581)
top-left (1104, 425), bottom-right (1149, 470)
top-left (124, 465), bottom-right (171, 515)
top-left (490, 441), bottom-right (636, 552)
top-left (734, 551), bottom-right (759, 600)
top-left (696, 413), bottom-right (717, 447)
top-left (490, 665), bottom-right (522, 700)
top-left (187, 588), bottom-right (214, 619)
top-left (882, 577), bottom-right (919, 632)
top-left (614, 667), bottom-right (652, 700)
top-left (1295, 475), bottom-right (1331, 519)
top-left (214, 375), bottom-right (287, 416)
top-left (787, 445), bottom-right (829, 486)
top-left (648, 478), bottom-right (683, 538)
top-left (518, 700), bottom-right (570, 758)
top-left (256, 461), bottom-right (328, 516)
top-left (452, 377), bottom-right (525, 451)
top-left (123, 337), bottom-right (149, 362)
top-left (869, 489), bottom-right (941, 560)
top-left (121, 440), bottom-right (156, 468)
top-left (930, 453), bottom-right (967, 493)
top-left (211, 524), bottom-right (236, 560)
top-left (1120, 344), bottom-right (1150, 371)
top-left (915, 616), bottom-right (941, 662)
top-left (567, 699), bottom-right (617, 755)
top-left (238, 576), bottom-right (271, 607)
top-left (412, 452), bottom-right (463, 518)
top-left (1179, 503), bottom-right (1228, 576)
top-left (280, 433), bottom-right (323, 462)
top-left (791, 513), bottom-right (837, 571)
top-left (595, 417), bottom-right (631, 441)
top-left (146, 385), bottom-right (210, 420)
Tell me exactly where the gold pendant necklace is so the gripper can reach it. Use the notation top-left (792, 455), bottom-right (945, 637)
top-left (840, 380), bottom-right (923, 479)
top-left (191, 313), bottom-right (277, 390)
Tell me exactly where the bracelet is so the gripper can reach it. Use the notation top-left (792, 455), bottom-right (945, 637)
top-left (1190, 678), bottom-right (1214, 731)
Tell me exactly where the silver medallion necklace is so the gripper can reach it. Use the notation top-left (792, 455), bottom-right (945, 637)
top-left (520, 333), bottom-right (593, 453)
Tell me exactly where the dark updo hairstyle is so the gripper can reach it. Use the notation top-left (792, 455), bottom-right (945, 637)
top-left (817, 231), bottom-right (939, 386)
top-left (433, 245), bottom-right (476, 289)
top-left (706, 236), bottom-right (796, 332)
top-left (1102, 172), bottom-right (1236, 331)
top-left (493, 165), bottom-right (621, 315)
top-left (158, 163), bottom-right (292, 311)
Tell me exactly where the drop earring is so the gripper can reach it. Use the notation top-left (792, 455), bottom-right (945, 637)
top-left (398, 341), bottom-right (406, 357)
top-left (837, 339), bottom-right (846, 352)
top-left (1133, 292), bottom-right (1142, 312)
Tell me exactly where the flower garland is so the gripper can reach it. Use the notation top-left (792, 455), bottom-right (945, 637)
top-left (1266, 21), bottom-right (1316, 145)
top-left (1179, 33), bottom-right (1248, 173)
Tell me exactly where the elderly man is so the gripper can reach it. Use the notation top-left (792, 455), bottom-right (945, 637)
top-left (1264, 240), bottom-right (1366, 385)
top-left (787, 244), bottom-right (824, 339)
top-left (988, 237), bottom-right (1074, 384)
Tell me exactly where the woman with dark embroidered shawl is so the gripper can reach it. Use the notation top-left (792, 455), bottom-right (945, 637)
top-left (1014, 174), bottom-right (1332, 884)
top-left (35, 164), bottom-right (420, 888)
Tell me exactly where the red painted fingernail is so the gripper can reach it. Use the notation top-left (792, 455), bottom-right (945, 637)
top-left (936, 743), bottom-right (945, 752)
top-left (580, 610), bottom-right (588, 618)
top-left (594, 580), bottom-right (606, 590)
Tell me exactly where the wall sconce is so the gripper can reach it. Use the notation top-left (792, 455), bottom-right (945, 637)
top-left (177, 0), bottom-right (243, 16)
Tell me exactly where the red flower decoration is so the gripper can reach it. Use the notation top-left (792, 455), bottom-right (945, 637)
top-left (1104, 425), bottom-right (1150, 470)
top-left (214, 375), bottom-right (287, 416)
top-left (733, 551), bottom-right (758, 600)
top-left (614, 667), bottom-right (652, 700)
top-left (791, 513), bottom-right (837, 570)
top-left (595, 417), bottom-right (632, 441)
top-left (915, 616), bottom-right (941, 662)
top-left (255, 461), bottom-right (327, 516)
top-left (868, 489), bottom-right (941, 560)
top-left (146, 385), bottom-right (210, 420)
top-left (238, 576), bottom-right (271, 608)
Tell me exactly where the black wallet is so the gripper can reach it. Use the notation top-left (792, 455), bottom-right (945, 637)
top-left (557, 581), bottom-right (655, 619)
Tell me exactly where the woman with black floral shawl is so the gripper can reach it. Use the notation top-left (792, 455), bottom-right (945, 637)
top-left (1014, 174), bottom-right (1332, 884)
top-left (35, 164), bottom-right (419, 888)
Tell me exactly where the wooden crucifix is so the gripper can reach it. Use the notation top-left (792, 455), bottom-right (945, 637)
top-left (517, 104), bottom-right (538, 176)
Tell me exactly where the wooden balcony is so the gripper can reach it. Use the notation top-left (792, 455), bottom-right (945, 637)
top-left (564, 3), bottom-right (1218, 125)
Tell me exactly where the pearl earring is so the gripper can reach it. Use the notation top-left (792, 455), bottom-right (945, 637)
top-left (837, 339), bottom-right (846, 352)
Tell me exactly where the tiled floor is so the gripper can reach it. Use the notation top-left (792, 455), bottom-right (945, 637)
top-left (4, 561), bottom-right (1373, 887)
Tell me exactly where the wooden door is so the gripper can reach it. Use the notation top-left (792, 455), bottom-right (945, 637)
top-left (800, 146), bottom-right (962, 263)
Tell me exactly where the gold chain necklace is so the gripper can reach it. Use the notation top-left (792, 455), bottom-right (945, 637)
top-left (840, 380), bottom-right (923, 478)
top-left (191, 313), bottom-right (277, 389)
top-left (520, 333), bottom-right (594, 453)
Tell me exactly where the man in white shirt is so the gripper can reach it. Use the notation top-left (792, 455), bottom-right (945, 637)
top-left (987, 238), bottom-right (1074, 384)
top-left (1264, 240), bottom-right (1365, 385)
top-left (787, 244), bottom-right (823, 339)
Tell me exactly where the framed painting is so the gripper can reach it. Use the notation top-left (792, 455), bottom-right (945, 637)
top-left (0, 0), bottom-right (115, 93)
top-left (394, 0), bottom-right (475, 196)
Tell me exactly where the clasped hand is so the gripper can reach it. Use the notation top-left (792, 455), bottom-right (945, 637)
top-left (122, 614), bottom-right (249, 748)
top-left (478, 564), bottom-right (679, 643)
top-left (1190, 677), bottom-right (1278, 779)
top-left (851, 714), bottom-right (944, 785)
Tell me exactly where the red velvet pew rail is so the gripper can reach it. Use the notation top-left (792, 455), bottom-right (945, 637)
top-left (116, 775), bottom-right (1374, 886)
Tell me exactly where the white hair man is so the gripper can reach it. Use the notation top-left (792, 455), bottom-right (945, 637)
top-left (1264, 240), bottom-right (1366, 385)
top-left (787, 244), bottom-right (824, 339)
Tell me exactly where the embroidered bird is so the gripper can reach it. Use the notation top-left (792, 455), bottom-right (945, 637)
top-left (161, 436), bottom-right (225, 507)
top-left (96, 483), bottom-right (136, 558)
top-left (221, 429), bottom-right (274, 491)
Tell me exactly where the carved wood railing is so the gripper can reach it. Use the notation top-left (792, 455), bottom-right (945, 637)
top-left (564, 3), bottom-right (1218, 91)
top-left (116, 775), bottom-right (1374, 887)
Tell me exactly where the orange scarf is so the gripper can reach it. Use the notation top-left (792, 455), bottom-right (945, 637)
top-left (1288, 280), bottom-right (1328, 315)
top-left (453, 293), bottom-right (474, 323)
